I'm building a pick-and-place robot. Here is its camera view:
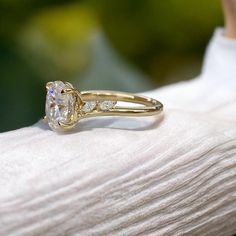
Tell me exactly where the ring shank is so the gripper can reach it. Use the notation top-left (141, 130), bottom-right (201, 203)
top-left (80, 91), bottom-right (163, 117)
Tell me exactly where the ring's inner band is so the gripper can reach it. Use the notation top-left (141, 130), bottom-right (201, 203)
top-left (80, 91), bottom-right (163, 117)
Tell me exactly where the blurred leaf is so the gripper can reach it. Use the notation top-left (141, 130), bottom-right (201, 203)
top-left (0, 47), bottom-right (44, 132)
top-left (17, 3), bottom-right (99, 81)
top-left (74, 31), bottom-right (153, 92)
top-left (89, 0), bottom-right (223, 82)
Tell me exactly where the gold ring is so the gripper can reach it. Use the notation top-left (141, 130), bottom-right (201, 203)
top-left (44, 81), bottom-right (163, 131)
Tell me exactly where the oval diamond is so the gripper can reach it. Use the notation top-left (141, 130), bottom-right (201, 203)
top-left (45, 81), bottom-right (76, 131)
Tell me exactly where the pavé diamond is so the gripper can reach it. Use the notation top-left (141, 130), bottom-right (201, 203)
top-left (99, 101), bottom-right (116, 111)
top-left (45, 81), bottom-right (76, 131)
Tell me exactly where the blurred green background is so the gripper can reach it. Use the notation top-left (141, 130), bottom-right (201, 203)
top-left (0, 0), bottom-right (223, 132)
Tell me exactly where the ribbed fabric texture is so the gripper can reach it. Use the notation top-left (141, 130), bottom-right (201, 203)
top-left (0, 28), bottom-right (235, 236)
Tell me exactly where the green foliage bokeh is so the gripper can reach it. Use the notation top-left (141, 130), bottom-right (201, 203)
top-left (0, 0), bottom-right (223, 131)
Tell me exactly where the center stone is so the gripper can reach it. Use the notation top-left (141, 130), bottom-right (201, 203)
top-left (45, 81), bottom-right (76, 131)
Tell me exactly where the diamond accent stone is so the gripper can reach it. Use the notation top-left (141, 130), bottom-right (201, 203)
top-left (99, 101), bottom-right (116, 111)
top-left (45, 81), bottom-right (76, 131)
top-left (82, 101), bottom-right (96, 113)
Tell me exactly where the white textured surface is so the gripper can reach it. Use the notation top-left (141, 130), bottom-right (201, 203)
top-left (0, 28), bottom-right (236, 236)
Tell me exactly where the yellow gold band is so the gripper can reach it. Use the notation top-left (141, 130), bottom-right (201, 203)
top-left (81, 90), bottom-right (163, 118)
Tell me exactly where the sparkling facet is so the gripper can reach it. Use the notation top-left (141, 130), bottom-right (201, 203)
top-left (82, 101), bottom-right (96, 113)
top-left (45, 81), bottom-right (76, 131)
top-left (99, 101), bottom-right (116, 111)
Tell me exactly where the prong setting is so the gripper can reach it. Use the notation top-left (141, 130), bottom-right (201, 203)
top-left (61, 88), bottom-right (74, 95)
top-left (46, 82), bottom-right (53, 90)
top-left (43, 116), bottom-right (48, 123)
top-left (45, 81), bottom-right (79, 132)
